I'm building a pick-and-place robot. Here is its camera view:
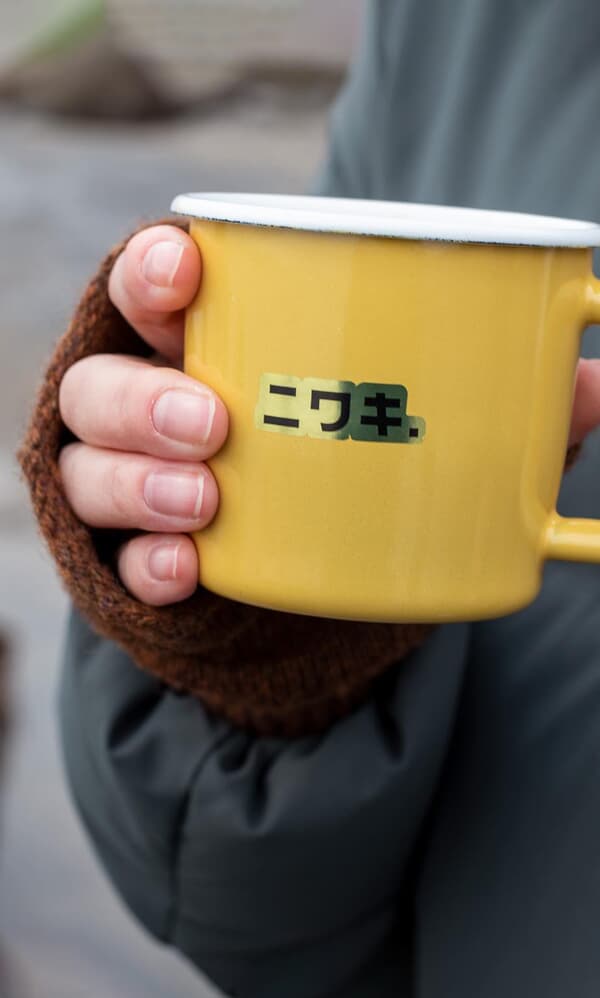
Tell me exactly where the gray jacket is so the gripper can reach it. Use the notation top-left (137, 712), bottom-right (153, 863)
top-left (60, 3), bottom-right (600, 996)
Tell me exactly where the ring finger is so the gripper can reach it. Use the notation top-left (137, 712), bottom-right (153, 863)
top-left (59, 443), bottom-right (219, 531)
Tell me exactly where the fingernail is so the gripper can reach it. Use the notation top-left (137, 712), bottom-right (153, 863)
top-left (152, 389), bottom-right (215, 445)
top-left (142, 240), bottom-right (184, 287)
top-left (144, 471), bottom-right (205, 519)
top-left (147, 542), bottom-right (180, 581)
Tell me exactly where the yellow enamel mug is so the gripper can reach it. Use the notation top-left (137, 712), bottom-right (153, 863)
top-left (171, 193), bottom-right (600, 623)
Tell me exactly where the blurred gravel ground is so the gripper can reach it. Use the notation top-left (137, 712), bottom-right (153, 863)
top-left (0, 93), bottom-right (332, 997)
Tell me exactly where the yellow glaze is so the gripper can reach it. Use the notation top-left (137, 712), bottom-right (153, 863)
top-left (185, 218), bottom-right (600, 622)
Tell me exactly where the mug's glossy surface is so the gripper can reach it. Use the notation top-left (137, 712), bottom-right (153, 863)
top-left (182, 208), bottom-right (600, 622)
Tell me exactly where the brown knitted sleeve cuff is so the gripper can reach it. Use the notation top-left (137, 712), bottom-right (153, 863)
top-left (18, 219), bottom-right (433, 737)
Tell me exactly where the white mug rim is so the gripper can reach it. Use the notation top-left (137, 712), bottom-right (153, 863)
top-left (171, 192), bottom-right (600, 248)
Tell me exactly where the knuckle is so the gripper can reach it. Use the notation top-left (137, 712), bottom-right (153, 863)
top-left (59, 359), bottom-right (87, 425)
top-left (58, 441), bottom-right (82, 487)
top-left (58, 443), bottom-right (90, 517)
top-left (107, 460), bottom-right (136, 522)
top-left (109, 376), bottom-right (135, 447)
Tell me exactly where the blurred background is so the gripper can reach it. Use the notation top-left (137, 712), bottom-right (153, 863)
top-left (0, 1), bottom-right (363, 994)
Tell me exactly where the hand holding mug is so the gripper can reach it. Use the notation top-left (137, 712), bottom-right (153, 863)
top-left (58, 224), bottom-right (228, 605)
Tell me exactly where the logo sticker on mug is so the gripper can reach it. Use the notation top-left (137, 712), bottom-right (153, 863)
top-left (255, 373), bottom-right (426, 443)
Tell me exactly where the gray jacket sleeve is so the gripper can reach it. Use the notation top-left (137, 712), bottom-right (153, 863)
top-left (59, 611), bottom-right (468, 998)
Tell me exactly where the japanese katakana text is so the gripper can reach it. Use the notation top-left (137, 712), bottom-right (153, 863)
top-left (255, 373), bottom-right (426, 443)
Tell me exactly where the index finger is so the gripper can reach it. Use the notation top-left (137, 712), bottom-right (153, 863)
top-left (108, 224), bottom-right (202, 363)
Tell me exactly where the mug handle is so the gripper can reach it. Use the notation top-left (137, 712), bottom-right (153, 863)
top-left (544, 275), bottom-right (600, 562)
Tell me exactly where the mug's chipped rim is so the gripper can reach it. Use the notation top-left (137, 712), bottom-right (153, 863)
top-left (171, 193), bottom-right (600, 248)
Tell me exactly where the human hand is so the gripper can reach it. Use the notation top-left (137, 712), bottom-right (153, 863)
top-left (58, 224), bottom-right (228, 606)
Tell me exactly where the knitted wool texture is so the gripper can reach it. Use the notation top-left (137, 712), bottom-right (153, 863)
top-left (18, 220), bottom-right (436, 737)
